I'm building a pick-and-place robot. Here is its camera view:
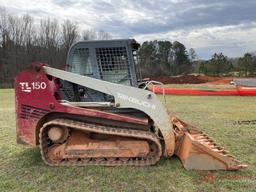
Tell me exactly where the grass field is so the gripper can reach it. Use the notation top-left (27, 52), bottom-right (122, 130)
top-left (0, 88), bottom-right (256, 192)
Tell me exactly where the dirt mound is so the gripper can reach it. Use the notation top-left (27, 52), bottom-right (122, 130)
top-left (150, 75), bottom-right (208, 84)
top-left (211, 78), bottom-right (233, 84)
top-left (149, 75), bottom-right (232, 84)
top-left (197, 76), bottom-right (233, 84)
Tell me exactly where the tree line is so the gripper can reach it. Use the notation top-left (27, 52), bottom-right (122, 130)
top-left (138, 40), bottom-right (196, 77)
top-left (0, 8), bottom-right (111, 88)
top-left (138, 41), bottom-right (256, 77)
top-left (1, 9), bottom-right (255, 88)
top-left (198, 52), bottom-right (256, 77)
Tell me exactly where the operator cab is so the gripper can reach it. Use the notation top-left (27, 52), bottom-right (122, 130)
top-left (61, 39), bottom-right (141, 102)
top-left (67, 39), bottom-right (140, 86)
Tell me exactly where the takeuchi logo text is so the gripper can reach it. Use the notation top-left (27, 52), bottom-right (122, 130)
top-left (116, 92), bottom-right (156, 110)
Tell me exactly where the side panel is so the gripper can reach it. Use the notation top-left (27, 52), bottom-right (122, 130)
top-left (15, 66), bottom-right (53, 145)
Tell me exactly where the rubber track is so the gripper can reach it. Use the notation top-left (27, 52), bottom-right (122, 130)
top-left (39, 118), bottom-right (162, 166)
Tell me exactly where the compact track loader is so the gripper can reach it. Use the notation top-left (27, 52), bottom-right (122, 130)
top-left (15, 39), bottom-right (247, 170)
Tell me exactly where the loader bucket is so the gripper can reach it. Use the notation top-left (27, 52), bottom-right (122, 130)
top-left (172, 117), bottom-right (248, 170)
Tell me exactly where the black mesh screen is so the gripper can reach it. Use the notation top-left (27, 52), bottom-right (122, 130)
top-left (96, 47), bottom-right (132, 85)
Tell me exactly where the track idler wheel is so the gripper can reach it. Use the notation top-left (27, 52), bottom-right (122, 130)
top-left (47, 126), bottom-right (69, 143)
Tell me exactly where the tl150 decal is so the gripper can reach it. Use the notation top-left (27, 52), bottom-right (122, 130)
top-left (19, 82), bottom-right (47, 93)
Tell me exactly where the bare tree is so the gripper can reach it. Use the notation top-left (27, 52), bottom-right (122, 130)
top-left (0, 7), bottom-right (9, 46)
top-left (36, 18), bottom-right (61, 66)
top-left (0, 7), bottom-right (10, 86)
top-left (82, 29), bottom-right (97, 40)
top-left (61, 19), bottom-right (79, 53)
top-left (21, 14), bottom-right (35, 63)
top-left (97, 30), bottom-right (112, 40)
top-left (82, 29), bottom-right (112, 40)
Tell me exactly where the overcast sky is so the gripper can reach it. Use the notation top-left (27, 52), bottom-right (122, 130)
top-left (1, 0), bottom-right (256, 59)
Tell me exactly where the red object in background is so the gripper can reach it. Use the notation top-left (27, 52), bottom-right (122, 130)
top-left (151, 86), bottom-right (256, 96)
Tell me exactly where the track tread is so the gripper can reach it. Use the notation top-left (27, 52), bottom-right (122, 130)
top-left (39, 118), bottom-right (162, 166)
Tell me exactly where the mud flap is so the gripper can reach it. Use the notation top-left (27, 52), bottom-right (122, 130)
top-left (172, 117), bottom-right (248, 170)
